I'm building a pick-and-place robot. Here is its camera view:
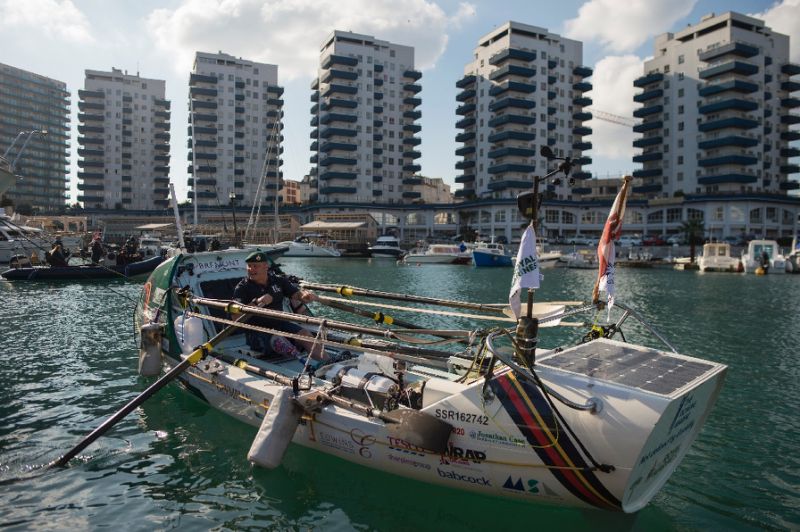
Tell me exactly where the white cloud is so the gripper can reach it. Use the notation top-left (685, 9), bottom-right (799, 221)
top-left (587, 55), bottom-right (642, 159)
top-left (564, 0), bottom-right (696, 53)
top-left (0, 0), bottom-right (93, 43)
top-left (751, 0), bottom-right (800, 62)
top-left (146, 0), bottom-right (476, 80)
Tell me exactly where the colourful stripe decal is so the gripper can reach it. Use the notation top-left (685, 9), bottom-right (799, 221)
top-left (491, 372), bottom-right (622, 510)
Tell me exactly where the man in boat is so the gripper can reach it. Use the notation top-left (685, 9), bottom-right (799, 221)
top-left (91, 236), bottom-right (104, 264)
top-left (232, 250), bottom-right (325, 361)
top-left (46, 237), bottom-right (70, 267)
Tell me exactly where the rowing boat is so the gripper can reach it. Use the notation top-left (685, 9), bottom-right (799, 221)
top-left (132, 247), bottom-right (726, 512)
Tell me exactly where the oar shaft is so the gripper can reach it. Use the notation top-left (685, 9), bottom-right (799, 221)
top-left (317, 296), bottom-right (424, 330)
top-left (52, 354), bottom-right (194, 467)
top-left (300, 282), bottom-right (507, 314)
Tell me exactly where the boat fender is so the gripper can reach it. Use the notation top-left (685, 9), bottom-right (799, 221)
top-left (247, 387), bottom-right (302, 469)
top-left (174, 314), bottom-right (207, 354)
top-left (138, 322), bottom-right (163, 377)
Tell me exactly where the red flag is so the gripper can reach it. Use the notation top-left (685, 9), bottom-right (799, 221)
top-left (592, 176), bottom-right (633, 307)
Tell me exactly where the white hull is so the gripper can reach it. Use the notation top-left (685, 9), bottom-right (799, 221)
top-left (135, 250), bottom-right (728, 513)
top-left (279, 241), bottom-right (341, 257)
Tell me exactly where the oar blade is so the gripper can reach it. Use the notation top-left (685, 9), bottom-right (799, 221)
top-left (382, 408), bottom-right (452, 454)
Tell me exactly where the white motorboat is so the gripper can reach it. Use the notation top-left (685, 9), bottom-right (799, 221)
top-left (129, 248), bottom-right (727, 513)
top-left (369, 235), bottom-right (404, 259)
top-left (277, 235), bottom-right (341, 258)
top-left (537, 246), bottom-right (562, 269)
top-left (563, 249), bottom-right (597, 269)
top-left (0, 208), bottom-right (53, 263)
top-left (404, 244), bottom-right (471, 264)
top-left (741, 239), bottom-right (787, 274)
top-left (698, 243), bottom-right (741, 273)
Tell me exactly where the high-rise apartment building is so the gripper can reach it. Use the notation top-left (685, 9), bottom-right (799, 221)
top-left (0, 62), bottom-right (70, 211)
top-left (188, 52), bottom-right (284, 208)
top-left (454, 21), bottom-right (593, 201)
top-left (632, 12), bottom-right (799, 197)
top-left (310, 31), bottom-right (422, 204)
top-left (77, 68), bottom-right (170, 210)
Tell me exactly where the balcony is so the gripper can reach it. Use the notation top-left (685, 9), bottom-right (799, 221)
top-left (780, 164), bottom-right (800, 174)
top-left (454, 189), bottom-right (475, 199)
top-left (573, 111), bottom-right (593, 121)
top-left (77, 159), bottom-right (103, 168)
top-left (319, 171), bottom-right (357, 181)
top-left (632, 152), bottom-right (662, 163)
top-left (632, 136), bottom-right (662, 148)
top-left (456, 75), bottom-right (476, 89)
top-left (487, 114), bottom-right (535, 127)
top-left (403, 137), bottom-right (421, 146)
top-left (403, 164), bottom-right (421, 172)
top-left (698, 98), bottom-right (758, 114)
top-left (320, 113), bottom-right (358, 124)
top-left (573, 141), bottom-right (592, 151)
top-left (320, 186), bottom-right (358, 195)
top-left (782, 81), bottom-right (800, 92)
top-left (78, 112), bottom-right (103, 122)
top-left (322, 69), bottom-right (358, 83)
top-left (403, 150), bottom-right (422, 160)
top-left (77, 101), bottom-right (104, 111)
top-left (780, 148), bottom-right (800, 158)
top-left (456, 103), bottom-right (476, 115)
top-left (456, 89), bottom-right (476, 102)
top-left (77, 171), bottom-right (103, 180)
top-left (573, 96), bottom-right (592, 106)
top-left (404, 123), bottom-right (422, 133)
top-left (698, 135), bottom-right (758, 149)
top-left (782, 98), bottom-right (800, 108)
top-left (324, 98), bottom-right (358, 110)
top-left (320, 141), bottom-right (357, 152)
top-left (489, 48), bottom-right (537, 65)
top-left (633, 72), bottom-right (663, 87)
top-left (698, 117), bottom-right (759, 131)
top-left (403, 83), bottom-right (422, 94)
top-left (77, 148), bottom-right (103, 157)
top-left (456, 117), bottom-right (475, 129)
top-left (456, 146), bottom-right (475, 157)
top-left (632, 184), bottom-right (662, 194)
top-left (320, 127), bottom-right (357, 138)
top-left (189, 86), bottom-right (218, 97)
top-left (699, 61), bottom-right (758, 79)
top-left (487, 180), bottom-right (532, 191)
top-left (633, 120), bottom-right (663, 133)
top-left (404, 97), bottom-right (422, 107)
top-left (489, 81), bottom-right (536, 96)
top-left (573, 65), bottom-right (593, 77)
top-left (322, 84), bottom-right (358, 98)
top-left (698, 42), bottom-right (759, 62)
top-left (633, 104), bottom-right (663, 118)
top-left (78, 89), bottom-right (104, 99)
top-left (404, 110), bottom-right (422, 120)
top-left (404, 70), bottom-right (422, 80)
top-left (319, 156), bottom-right (357, 166)
top-left (455, 131), bottom-right (475, 142)
top-left (781, 63), bottom-right (800, 75)
top-left (489, 98), bottom-right (536, 112)
top-left (632, 168), bottom-right (661, 178)
top-left (403, 177), bottom-right (423, 186)
top-left (455, 160), bottom-right (475, 170)
top-left (488, 131), bottom-right (536, 144)
top-left (488, 147), bottom-right (536, 158)
top-left (488, 163), bottom-right (535, 174)
top-left (77, 125), bottom-right (103, 134)
top-left (634, 89), bottom-right (663, 103)
top-left (782, 131), bottom-right (800, 141)
top-left (780, 181), bottom-right (800, 190)
top-left (572, 81), bottom-right (592, 92)
top-left (455, 174), bottom-right (475, 183)
top-left (322, 54), bottom-right (358, 68)
top-left (698, 173), bottom-right (757, 185)
top-left (572, 126), bottom-right (592, 136)
top-left (489, 65), bottom-right (536, 81)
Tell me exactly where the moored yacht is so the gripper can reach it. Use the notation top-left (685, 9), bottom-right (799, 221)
top-left (698, 243), bottom-right (741, 272)
top-left (369, 235), bottom-right (404, 259)
top-left (741, 239), bottom-right (787, 274)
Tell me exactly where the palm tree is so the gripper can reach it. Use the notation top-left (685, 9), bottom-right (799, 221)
top-left (679, 219), bottom-right (705, 263)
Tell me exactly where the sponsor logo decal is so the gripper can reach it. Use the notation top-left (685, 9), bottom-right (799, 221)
top-left (502, 476), bottom-right (560, 498)
top-left (192, 258), bottom-right (243, 273)
top-left (468, 429), bottom-right (526, 448)
top-left (350, 428), bottom-right (376, 459)
top-left (388, 436), bottom-right (426, 456)
top-left (318, 430), bottom-right (356, 455)
top-left (439, 443), bottom-right (487, 467)
top-left (388, 454), bottom-right (431, 470)
top-left (436, 468), bottom-right (491, 486)
top-left (434, 408), bottom-right (489, 425)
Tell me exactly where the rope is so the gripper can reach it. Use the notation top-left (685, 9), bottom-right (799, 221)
top-left (317, 295), bottom-right (515, 323)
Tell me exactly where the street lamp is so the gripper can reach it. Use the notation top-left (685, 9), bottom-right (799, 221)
top-left (229, 192), bottom-right (239, 247)
top-left (8, 130), bottom-right (48, 171)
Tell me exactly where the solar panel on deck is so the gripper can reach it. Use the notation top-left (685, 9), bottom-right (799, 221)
top-left (539, 340), bottom-right (715, 396)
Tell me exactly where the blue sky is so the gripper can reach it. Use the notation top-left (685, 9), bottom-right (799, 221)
top-left (0, 0), bottom-right (796, 203)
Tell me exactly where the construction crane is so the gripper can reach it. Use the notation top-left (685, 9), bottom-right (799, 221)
top-left (586, 108), bottom-right (638, 128)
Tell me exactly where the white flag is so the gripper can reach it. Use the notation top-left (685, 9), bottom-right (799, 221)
top-left (509, 225), bottom-right (540, 319)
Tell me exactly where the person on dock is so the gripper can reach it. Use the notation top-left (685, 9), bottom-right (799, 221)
top-left (91, 237), bottom-right (104, 264)
top-left (232, 250), bottom-right (324, 362)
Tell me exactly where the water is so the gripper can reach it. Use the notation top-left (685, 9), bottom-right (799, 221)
top-left (1, 259), bottom-right (798, 530)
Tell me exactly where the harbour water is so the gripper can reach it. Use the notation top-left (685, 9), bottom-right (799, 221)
top-left (1, 259), bottom-right (798, 530)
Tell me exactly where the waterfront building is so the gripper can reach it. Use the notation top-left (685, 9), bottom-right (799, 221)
top-left (188, 51), bottom-right (284, 208)
top-left (77, 68), bottom-right (170, 210)
top-left (453, 21), bottom-right (593, 201)
top-left (0, 62), bottom-right (70, 211)
top-left (310, 31), bottom-right (423, 204)
top-left (281, 179), bottom-right (301, 205)
top-left (632, 11), bottom-right (799, 198)
top-left (419, 176), bottom-right (454, 204)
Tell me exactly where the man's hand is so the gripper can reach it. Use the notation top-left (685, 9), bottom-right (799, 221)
top-left (255, 294), bottom-right (273, 307)
top-left (298, 290), bottom-right (317, 303)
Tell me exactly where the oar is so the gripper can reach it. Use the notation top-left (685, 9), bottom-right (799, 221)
top-left (51, 313), bottom-right (249, 468)
top-left (315, 295), bottom-right (426, 329)
top-left (300, 282), bottom-right (508, 315)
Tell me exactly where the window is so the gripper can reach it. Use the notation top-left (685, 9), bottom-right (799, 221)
top-left (667, 208), bottom-right (682, 222)
top-left (678, 105), bottom-right (684, 114)
top-left (678, 88), bottom-right (684, 97)
top-left (678, 55), bottom-right (684, 64)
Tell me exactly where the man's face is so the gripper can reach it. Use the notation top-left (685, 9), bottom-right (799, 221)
top-left (247, 261), bottom-right (269, 284)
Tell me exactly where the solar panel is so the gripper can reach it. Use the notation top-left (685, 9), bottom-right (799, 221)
top-left (539, 339), bottom-right (715, 396)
